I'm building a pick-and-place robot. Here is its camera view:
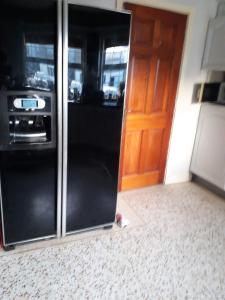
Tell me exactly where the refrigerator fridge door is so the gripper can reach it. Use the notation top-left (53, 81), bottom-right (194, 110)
top-left (64, 4), bottom-right (131, 234)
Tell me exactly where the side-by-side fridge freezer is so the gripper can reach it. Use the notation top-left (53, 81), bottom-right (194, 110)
top-left (0, 0), bottom-right (131, 250)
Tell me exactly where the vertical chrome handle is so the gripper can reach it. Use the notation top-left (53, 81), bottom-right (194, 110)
top-left (61, 0), bottom-right (68, 237)
top-left (57, 0), bottom-right (63, 238)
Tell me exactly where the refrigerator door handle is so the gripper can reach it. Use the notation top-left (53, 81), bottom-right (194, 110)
top-left (61, 0), bottom-right (69, 237)
top-left (57, 0), bottom-right (63, 238)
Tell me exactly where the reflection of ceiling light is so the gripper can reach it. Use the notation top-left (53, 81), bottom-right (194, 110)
top-left (33, 94), bottom-right (41, 100)
top-left (106, 46), bottom-right (128, 53)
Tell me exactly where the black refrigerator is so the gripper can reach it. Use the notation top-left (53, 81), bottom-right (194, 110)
top-left (0, 0), bottom-right (131, 249)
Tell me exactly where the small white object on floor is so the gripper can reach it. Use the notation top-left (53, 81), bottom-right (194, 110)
top-left (115, 213), bottom-right (130, 228)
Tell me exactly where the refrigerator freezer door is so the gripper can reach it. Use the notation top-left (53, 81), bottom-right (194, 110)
top-left (0, 0), bottom-right (58, 246)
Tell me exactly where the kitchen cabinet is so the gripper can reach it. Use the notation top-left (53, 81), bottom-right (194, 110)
top-left (202, 17), bottom-right (225, 71)
top-left (190, 103), bottom-right (225, 190)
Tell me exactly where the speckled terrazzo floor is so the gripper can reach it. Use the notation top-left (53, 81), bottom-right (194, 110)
top-left (1, 182), bottom-right (225, 299)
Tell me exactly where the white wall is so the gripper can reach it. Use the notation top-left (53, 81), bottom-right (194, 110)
top-left (117, 0), bottom-right (218, 184)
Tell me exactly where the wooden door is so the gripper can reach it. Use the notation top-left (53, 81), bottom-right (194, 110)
top-left (119, 3), bottom-right (187, 191)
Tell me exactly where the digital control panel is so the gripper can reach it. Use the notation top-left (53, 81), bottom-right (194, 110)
top-left (0, 91), bottom-right (56, 151)
top-left (13, 98), bottom-right (45, 110)
top-left (7, 94), bottom-right (51, 113)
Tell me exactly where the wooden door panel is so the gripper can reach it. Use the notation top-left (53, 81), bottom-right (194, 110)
top-left (139, 129), bottom-right (164, 173)
top-left (121, 126), bottom-right (165, 190)
top-left (122, 128), bottom-right (164, 177)
top-left (119, 3), bottom-right (187, 191)
top-left (129, 56), bottom-right (173, 114)
top-left (126, 113), bottom-right (167, 131)
top-left (133, 20), bottom-right (155, 47)
top-left (123, 131), bottom-right (142, 176)
top-left (160, 23), bottom-right (177, 51)
top-left (150, 58), bottom-right (172, 113)
top-left (128, 56), bottom-right (150, 113)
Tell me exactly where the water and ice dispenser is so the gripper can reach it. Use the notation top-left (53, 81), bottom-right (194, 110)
top-left (0, 91), bottom-right (56, 150)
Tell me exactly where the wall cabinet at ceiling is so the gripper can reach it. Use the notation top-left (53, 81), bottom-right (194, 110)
top-left (202, 17), bottom-right (225, 71)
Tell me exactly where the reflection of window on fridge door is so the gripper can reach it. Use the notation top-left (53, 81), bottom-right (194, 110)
top-left (68, 47), bottom-right (83, 102)
top-left (102, 46), bottom-right (128, 102)
top-left (25, 42), bottom-right (55, 91)
top-left (47, 65), bottom-right (54, 77)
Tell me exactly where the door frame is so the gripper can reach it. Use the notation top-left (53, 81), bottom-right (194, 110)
top-left (117, 0), bottom-right (193, 188)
